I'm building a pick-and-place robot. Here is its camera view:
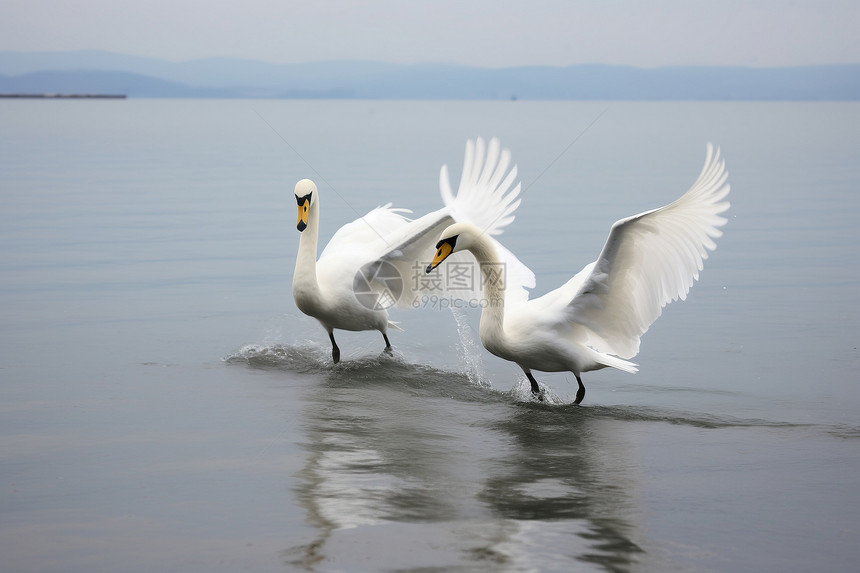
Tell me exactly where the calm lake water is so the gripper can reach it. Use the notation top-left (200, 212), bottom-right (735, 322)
top-left (1, 99), bottom-right (858, 572)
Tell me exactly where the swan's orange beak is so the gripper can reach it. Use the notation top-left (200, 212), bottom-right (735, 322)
top-left (426, 239), bottom-right (454, 273)
top-left (296, 197), bottom-right (309, 232)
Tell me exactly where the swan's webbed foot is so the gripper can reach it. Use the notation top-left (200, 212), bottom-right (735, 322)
top-left (574, 374), bottom-right (586, 405)
top-left (328, 331), bottom-right (341, 364)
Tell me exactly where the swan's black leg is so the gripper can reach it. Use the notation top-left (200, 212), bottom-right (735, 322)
top-left (525, 371), bottom-right (544, 401)
top-left (574, 373), bottom-right (586, 405)
top-left (328, 331), bottom-right (340, 364)
top-left (382, 332), bottom-right (392, 353)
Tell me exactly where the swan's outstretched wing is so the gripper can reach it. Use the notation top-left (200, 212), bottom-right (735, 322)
top-left (370, 137), bottom-right (533, 308)
top-left (316, 204), bottom-right (413, 298)
top-left (319, 203), bottom-right (412, 262)
top-left (440, 137), bottom-right (522, 236)
top-left (560, 143), bottom-right (730, 359)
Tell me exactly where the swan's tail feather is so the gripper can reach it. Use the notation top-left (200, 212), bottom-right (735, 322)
top-left (439, 137), bottom-right (522, 236)
top-left (594, 352), bottom-right (639, 374)
top-left (387, 320), bottom-right (404, 332)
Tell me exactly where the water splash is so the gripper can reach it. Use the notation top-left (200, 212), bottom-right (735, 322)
top-left (450, 306), bottom-right (491, 388)
top-left (223, 341), bottom-right (329, 374)
top-left (508, 377), bottom-right (567, 405)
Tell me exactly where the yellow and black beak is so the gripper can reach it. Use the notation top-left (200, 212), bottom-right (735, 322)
top-left (296, 193), bottom-right (311, 232)
top-left (426, 236), bottom-right (458, 273)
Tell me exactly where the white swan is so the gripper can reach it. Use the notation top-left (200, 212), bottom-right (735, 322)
top-left (426, 144), bottom-right (730, 403)
top-left (293, 138), bottom-right (534, 363)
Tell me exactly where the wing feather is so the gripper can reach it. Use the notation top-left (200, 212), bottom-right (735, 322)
top-left (355, 137), bottom-right (534, 309)
top-left (563, 143), bottom-right (730, 359)
top-left (319, 203), bottom-right (412, 262)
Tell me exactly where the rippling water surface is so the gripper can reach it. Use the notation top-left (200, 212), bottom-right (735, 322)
top-left (1, 100), bottom-right (858, 572)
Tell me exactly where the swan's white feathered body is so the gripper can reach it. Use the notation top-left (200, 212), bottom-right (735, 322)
top-left (292, 138), bottom-right (534, 362)
top-left (427, 144), bottom-right (730, 402)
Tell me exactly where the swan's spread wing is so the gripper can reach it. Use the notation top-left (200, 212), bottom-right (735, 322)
top-left (525, 262), bottom-right (596, 318)
top-left (563, 143), bottom-right (730, 359)
top-left (440, 137), bottom-right (522, 236)
top-left (319, 203), bottom-right (412, 262)
top-left (358, 137), bottom-right (533, 309)
top-left (376, 209), bottom-right (463, 307)
top-left (314, 204), bottom-right (413, 306)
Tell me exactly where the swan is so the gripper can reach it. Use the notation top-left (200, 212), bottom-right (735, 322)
top-left (293, 137), bottom-right (534, 363)
top-left (426, 143), bottom-right (730, 403)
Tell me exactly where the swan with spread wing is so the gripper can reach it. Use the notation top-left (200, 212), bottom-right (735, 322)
top-left (293, 138), bottom-right (534, 363)
top-left (426, 144), bottom-right (730, 403)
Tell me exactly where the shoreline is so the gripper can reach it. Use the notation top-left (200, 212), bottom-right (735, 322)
top-left (0, 93), bottom-right (127, 99)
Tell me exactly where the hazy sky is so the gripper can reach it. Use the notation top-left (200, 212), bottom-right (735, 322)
top-left (4, 0), bottom-right (859, 67)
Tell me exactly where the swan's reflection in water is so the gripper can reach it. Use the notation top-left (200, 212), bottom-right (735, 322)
top-left (477, 403), bottom-right (644, 571)
top-left (285, 357), bottom-right (644, 572)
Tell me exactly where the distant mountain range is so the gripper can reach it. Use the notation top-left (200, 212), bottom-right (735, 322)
top-left (1, 50), bottom-right (858, 100)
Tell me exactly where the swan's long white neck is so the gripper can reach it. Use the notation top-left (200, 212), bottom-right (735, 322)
top-left (464, 233), bottom-right (507, 343)
top-left (292, 195), bottom-right (321, 304)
